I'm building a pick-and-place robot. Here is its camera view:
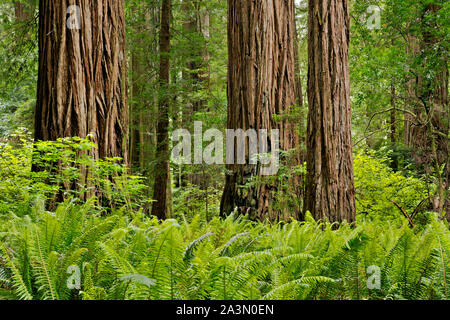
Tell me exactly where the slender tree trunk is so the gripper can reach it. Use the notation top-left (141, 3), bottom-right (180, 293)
top-left (390, 81), bottom-right (398, 171)
top-left (181, 0), bottom-right (211, 188)
top-left (198, 1), bottom-right (211, 105)
top-left (130, 51), bottom-right (143, 171)
top-left (390, 39), bottom-right (396, 149)
top-left (15, 0), bottom-right (36, 21)
top-left (129, 6), bottom-right (159, 177)
top-left (294, 25), bottom-right (304, 112)
top-left (390, 83), bottom-right (396, 145)
top-left (304, 0), bottom-right (356, 223)
top-left (423, 5), bottom-right (449, 217)
top-left (182, 0), bottom-right (201, 187)
top-left (151, 0), bottom-right (171, 220)
top-left (404, 35), bottom-right (420, 147)
top-left (221, 0), bottom-right (301, 222)
top-left (14, 1), bottom-right (35, 40)
top-left (34, 1), bottom-right (129, 168)
top-left (293, 5), bottom-right (306, 215)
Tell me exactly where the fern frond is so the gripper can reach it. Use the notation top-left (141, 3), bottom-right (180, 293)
top-left (183, 232), bottom-right (214, 263)
top-left (0, 242), bottom-right (32, 300)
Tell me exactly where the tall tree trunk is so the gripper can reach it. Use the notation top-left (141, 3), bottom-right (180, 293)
top-left (405, 4), bottom-right (449, 217)
top-left (390, 81), bottom-right (398, 171)
top-left (198, 1), bottom-right (211, 106)
top-left (181, 0), bottom-right (211, 188)
top-left (221, 0), bottom-right (301, 222)
top-left (390, 83), bottom-right (396, 145)
top-left (293, 4), bottom-right (306, 215)
top-left (404, 35), bottom-right (420, 147)
top-left (304, 0), bottom-right (356, 223)
top-left (422, 4), bottom-right (449, 217)
top-left (129, 5), bottom-right (159, 178)
top-left (130, 50), bottom-right (144, 171)
top-left (151, 0), bottom-right (171, 220)
top-left (182, 0), bottom-right (201, 187)
top-left (34, 1), bottom-right (129, 172)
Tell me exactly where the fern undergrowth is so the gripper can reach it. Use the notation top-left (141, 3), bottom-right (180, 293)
top-left (0, 200), bottom-right (448, 300)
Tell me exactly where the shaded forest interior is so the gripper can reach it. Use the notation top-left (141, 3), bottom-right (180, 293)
top-left (0, 0), bottom-right (448, 301)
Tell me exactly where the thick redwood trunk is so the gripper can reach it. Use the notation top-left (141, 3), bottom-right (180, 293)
top-left (151, 0), bottom-right (171, 220)
top-left (35, 0), bottom-right (129, 163)
top-left (221, 0), bottom-right (301, 222)
top-left (304, 0), bottom-right (356, 223)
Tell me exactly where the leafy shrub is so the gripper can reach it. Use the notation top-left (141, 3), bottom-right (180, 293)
top-left (354, 152), bottom-right (431, 225)
top-left (0, 130), bottom-right (148, 216)
top-left (0, 129), bottom-right (34, 216)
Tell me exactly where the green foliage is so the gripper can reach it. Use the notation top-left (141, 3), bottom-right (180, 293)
top-left (0, 128), bottom-right (34, 216)
top-left (0, 1), bottom-right (37, 137)
top-left (1, 200), bottom-right (448, 300)
top-left (0, 0), bottom-right (448, 303)
top-left (2, 132), bottom-right (443, 301)
top-left (0, 131), bottom-right (148, 216)
top-left (354, 152), bottom-right (431, 224)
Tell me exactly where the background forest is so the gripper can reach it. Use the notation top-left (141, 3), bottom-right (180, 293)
top-left (0, 0), bottom-right (448, 301)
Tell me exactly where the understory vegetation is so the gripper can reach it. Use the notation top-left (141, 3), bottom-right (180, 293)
top-left (0, 0), bottom-right (448, 302)
top-left (0, 137), bottom-right (448, 300)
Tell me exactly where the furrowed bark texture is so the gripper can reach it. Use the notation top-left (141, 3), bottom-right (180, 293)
top-left (35, 0), bottom-right (129, 163)
top-left (304, 0), bottom-right (356, 223)
top-left (221, 0), bottom-right (301, 222)
top-left (151, 0), bottom-right (171, 220)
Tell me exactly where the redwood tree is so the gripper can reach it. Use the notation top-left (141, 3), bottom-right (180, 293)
top-left (221, 0), bottom-right (301, 221)
top-left (151, 0), bottom-right (172, 220)
top-left (304, 0), bottom-right (356, 223)
top-left (35, 0), bottom-right (129, 162)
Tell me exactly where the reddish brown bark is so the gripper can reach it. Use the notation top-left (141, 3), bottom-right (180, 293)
top-left (220, 0), bottom-right (301, 222)
top-left (35, 0), bottom-right (129, 163)
top-left (151, 0), bottom-right (172, 220)
top-left (304, 0), bottom-right (356, 223)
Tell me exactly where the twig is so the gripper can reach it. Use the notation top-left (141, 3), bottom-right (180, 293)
top-left (391, 200), bottom-right (416, 229)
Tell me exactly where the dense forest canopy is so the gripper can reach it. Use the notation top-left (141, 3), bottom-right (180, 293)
top-left (0, 0), bottom-right (448, 301)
